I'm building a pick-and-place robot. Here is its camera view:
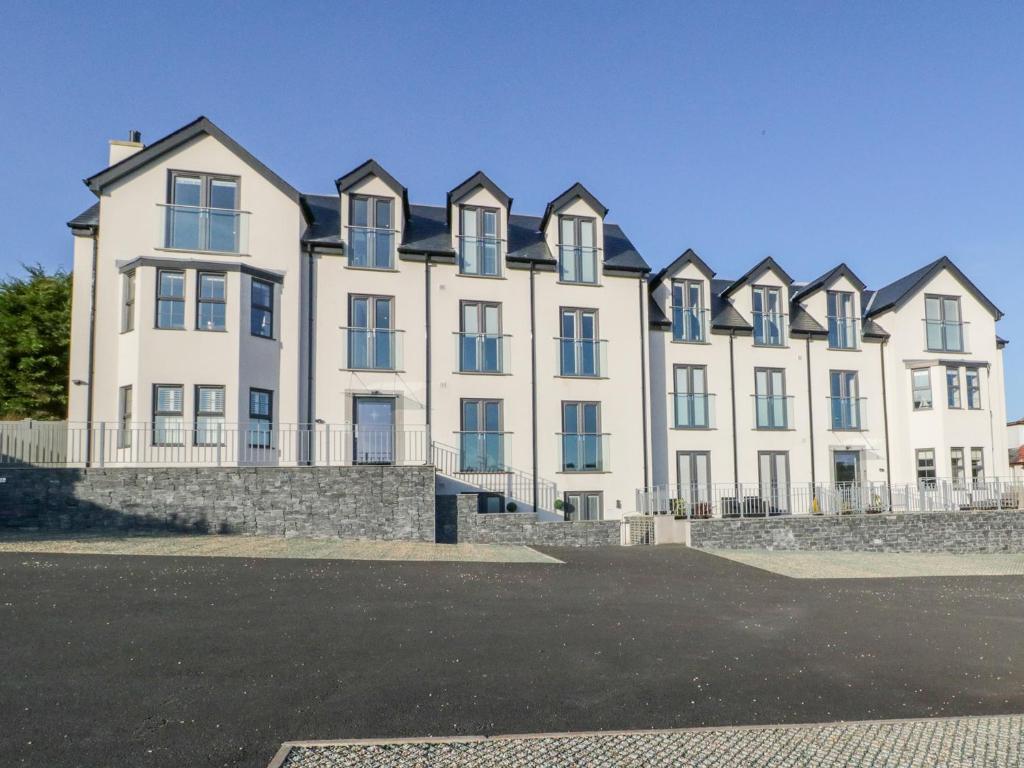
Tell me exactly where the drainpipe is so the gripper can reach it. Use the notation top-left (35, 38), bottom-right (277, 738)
top-left (879, 339), bottom-right (893, 508)
top-left (728, 331), bottom-right (739, 494)
top-left (305, 243), bottom-right (316, 464)
top-left (637, 277), bottom-right (650, 490)
top-left (529, 264), bottom-right (539, 513)
top-left (85, 229), bottom-right (99, 467)
top-left (424, 256), bottom-right (432, 437)
top-left (805, 335), bottom-right (816, 488)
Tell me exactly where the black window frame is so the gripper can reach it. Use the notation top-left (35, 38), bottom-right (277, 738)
top-left (196, 271), bottom-right (227, 332)
top-left (155, 269), bottom-right (186, 330)
top-left (916, 448), bottom-right (936, 486)
top-left (250, 277), bottom-right (274, 339)
top-left (965, 367), bottom-right (982, 410)
top-left (152, 383), bottom-right (184, 447)
top-left (117, 385), bottom-right (133, 449)
top-left (121, 270), bottom-right (135, 333)
top-left (248, 388), bottom-right (273, 449)
top-left (911, 368), bottom-right (933, 411)
top-left (946, 366), bottom-right (962, 409)
top-left (193, 384), bottom-right (226, 447)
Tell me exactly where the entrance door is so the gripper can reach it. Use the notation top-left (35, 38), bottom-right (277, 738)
top-left (833, 450), bottom-right (861, 511)
top-left (757, 451), bottom-right (790, 514)
top-left (676, 451), bottom-right (711, 515)
top-left (353, 397), bottom-right (395, 464)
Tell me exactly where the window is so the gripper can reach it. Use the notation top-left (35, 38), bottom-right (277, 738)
top-left (673, 365), bottom-right (709, 428)
top-left (194, 385), bottom-right (226, 446)
top-left (460, 399), bottom-right (504, 471)
top-left (676, 452), bottom-right (711, 513)
top-left (754, 368), bottom-right (788, 429)
top-left (911, 368), bottom-right (932, 410)
top-left (971, 448), bottom-right (985, 482)
top-left (829, 370), bottom-right (861, 430)
top-left (950, 447), bottom-right (966, 483)
top-left (250, 278), bottom-right (273, 338)
top-left (459, 206), bottom-right (501, 276)
top-left (558, 216), bottom-right (597, 284)
top-left (563, 491), bottom-right (603, 521)
top-left (152, 385), bottom-right (184, 446)
top-left (965, 368), bottom-right (981, 409)
top-left (477, 493), bottom-right (506, 514)
top-left (156, 270), bottom-right (185, 329)
top-left (916, 449), bottom-right (936, 485)
top-left (757, 451), bottom-right (791, 514)
top-left (459, 302), bottom-right (503, 373)
top-left (827, 290), bottom-right (856, 349)
top-left (924, 295), bottom-right (964, 352)
top-left (348, 195), bottom-right (394, 268)
top-left (671, 280), bottom-right (705, 342)
top-left (121, 271), bottom-right (135, 332)
top-left (559, 308), bottom-right (601, 377)
top-left (165, 172), bottom-right (241, 252)
top-left (946, 366), bottom-right (961, 408)
top-left (197, 272), bottom-right (226, 331)
top-left (561, 401), bottom-right (604, 471)
top-left (117, 385), bottom-right (132, 449)
top-left (248, 389), bottom-right (273, 448)
top-left (348, 295), bottom-right (395, 369)
top-left (752, 285), bottom-right (785, 346)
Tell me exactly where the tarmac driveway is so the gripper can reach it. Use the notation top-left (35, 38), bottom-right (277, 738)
top-left (1, 543), bottom-right (1021, 767)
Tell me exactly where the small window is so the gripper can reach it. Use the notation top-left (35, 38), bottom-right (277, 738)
top-left (118, 385), bottom-right (133, 448)
top-left (248, 388), bottom-right (273, 448)
top-left (459, 206), bottom-right (501, 276)
top-left (965, 368), bottom-right (981, 409)
top-left (971, 447), bottom-right (985, 482)
top-left (752, 285), bottom-right (785, 346)
top-left (250, 278), bottom-right (274, 338)
top-left (558, 216), bottom-right (598, 284)
top-left (121, 271), bottom-right (135, 333)
top-left (916, 449), bottom-right (936, 485)
top-left (197, 272), bottom-right (226, 332)
top-left (152, 384), bottom-right (184, 446)
top-left (911, 368), bottom-right (932, 410)
top-left (950, 447), bottom-right (965, 482)
top-left (563, 491), bottom-right (603, 521)
top-left (156, 270), bottom-right (185, 329)
top-left (946, 366), bottom-right (961, 408)
top-left (348, 195), bottom-right (394, 268)
top-left (826, 290), bottom-right (856, 349)
top-left (671, 280), bottom-right (705, 342)
top-left (194, 385), bottom-right (226, 446)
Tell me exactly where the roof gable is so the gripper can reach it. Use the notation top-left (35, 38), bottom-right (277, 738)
top-left (650, 248), bottom-right (716, 285)
top-left (866, 256), bottom-right (1002, 320)
top-left (335, 159), bottom-right (410, 220)
top-left (447, 170), bottom-right (512, 211)
top-left (791, 263), bottom-right (866, 303)
top-left (540, 182), bottom-right (608, 231)
top-left (721, 256), bottom-right (793, 299)
top-left (84, 116), bottom-right (299, 203)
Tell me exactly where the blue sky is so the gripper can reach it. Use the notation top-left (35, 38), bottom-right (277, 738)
top-left (1, 1), bottom-right (1021, 415)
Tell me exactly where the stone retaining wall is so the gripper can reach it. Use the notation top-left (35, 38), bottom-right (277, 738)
top-left (438, 494), bottom-right (621, 547)
top-left (0, 466), bottom-right (435, 541)
top-left (688, 509), bottom-right (1024, 553)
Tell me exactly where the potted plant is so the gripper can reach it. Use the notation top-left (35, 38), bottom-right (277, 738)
top-left (506, 501), bottom-right (518, 513)
top-left (670, 497), bottom-right (687, 519)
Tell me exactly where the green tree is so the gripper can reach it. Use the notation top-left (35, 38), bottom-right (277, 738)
top-left (0, 264), bottom-right (72, 419)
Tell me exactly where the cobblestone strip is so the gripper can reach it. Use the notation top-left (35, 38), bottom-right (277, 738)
top-left (272, 715), bottom-right (1023, 768)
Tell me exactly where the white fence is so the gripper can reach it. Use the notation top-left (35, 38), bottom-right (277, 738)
top-left (636, 479), bottom-right (1024, 517)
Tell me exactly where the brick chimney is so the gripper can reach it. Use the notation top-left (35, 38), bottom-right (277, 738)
top-left (108, 129), bottom-right (144, 166)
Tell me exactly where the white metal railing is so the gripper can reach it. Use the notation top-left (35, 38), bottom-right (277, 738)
top-left (635, 479), bottom-right (1023, 517)
top-left (456, 332), bottom-right (510, 374)
top-left (671, 307), bottom-right (709, 343)
top-left (924, 319), bottom-right (970, 353)
top-left (431, 440), bottom-right (557, 513)
top-left (159, 204), bottom-right (249, 254)
top-left (557, 338), bottom-right (608, 377)
top-left (0, 422), bottom-right (432, 468)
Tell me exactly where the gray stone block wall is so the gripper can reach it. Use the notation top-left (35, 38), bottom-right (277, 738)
top-left (689, 510), bottom-right (1024, 553)
top-left (447, 493), bottom-right (621, 547)
top-left (0, 466), bottom-right (435, 541)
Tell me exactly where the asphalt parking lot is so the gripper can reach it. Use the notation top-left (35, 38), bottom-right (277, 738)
top-left (2, 543), bottom-right (1022, 767)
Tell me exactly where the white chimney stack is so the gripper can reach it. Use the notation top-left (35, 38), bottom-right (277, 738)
top-left (108, 129), bottom-right (144, 166)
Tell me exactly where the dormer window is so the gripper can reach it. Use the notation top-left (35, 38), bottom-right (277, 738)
top-left (827, 290), bottom-right (858, 349)
top-left (348, 195), bottom-right (394, 269)
top-left (671, 280), bottom-right (705, 342)
top-left (752, 285), bottom-right (785, 346)
top-left (558, 216), bottom-right (597, 284)
top-left (459, 206), bottom-right (501, 276)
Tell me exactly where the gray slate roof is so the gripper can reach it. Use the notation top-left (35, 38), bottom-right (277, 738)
top-left (67, 202), bottom-right (99, 229)
top-left (866, 256), bottom-right (1002, 319)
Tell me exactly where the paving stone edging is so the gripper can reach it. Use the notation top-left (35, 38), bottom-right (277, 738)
top-left (0, 466), bottom-right (436, 541)
top-left (689, 508), bottom-right (1024, 553)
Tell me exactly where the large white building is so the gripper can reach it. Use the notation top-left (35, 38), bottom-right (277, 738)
top-left (66, 117), bottom-right (1011, 520)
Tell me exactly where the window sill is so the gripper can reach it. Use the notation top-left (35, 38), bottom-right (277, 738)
top-left (250, 333), bottom-right (276, 341)
top-left (155, 247), bottom-right (249, 258)
top-left (827, 346), bottom-right (861, 352)
top-left (344, 265), bottom-right (399, 273)
top-left (670, 339), bottom-right (710, 345)
top-left (557, 469), bottom-right (611, 475)
top-left (455, 469), bottom-right (512, 475)
top-left (454, 370), bottom-right (512, 376)
top-left (456, 272), bottom-right (507, 280)
top-left (556, 280), bottom-right (602, 288)
top-left (554, 374), bottom-right (609, 380)
top-left (671, 426), bottom-right (715, 431)
top-left (828, 427), bottom-right (867, 433)
top-left (752, 343), bottom-right (789, 349)
top-left (153, 326), bottom-right (187, 331)
top-left (196, 328), bottom-right (229, 333)
top-left (340, 367), bottom-right (405, 373)
top-left (753, 427), bottom-right (795, 432)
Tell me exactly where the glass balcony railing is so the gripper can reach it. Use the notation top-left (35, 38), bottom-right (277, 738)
top-left (671, 307), bottom-right (708, 343)
top-left (753, 394), bottom-right (794, 429)
top-left (458, 236), bottom-right (503, 277)
top-left (753, 311), bottom-right (787, 346)
top-left (457, 333), bottom-right (510, 374)
top-left (827, 316), bottom-right (859, 350)
top-left (559, 433), bottom-right (610, 472)
top-left (346, 226), bottom-right (395, 269)
top-left (557, 338), bottom-right (608, 377)
top-left (828, 396), bottom-right (866, 430)
top-left (672, 393), bottom-right (716, 429)
top-left (343, 328), bottom-right (403, 370)
top-left (458, 431), bottom-right (510, 472)
top-left (924, 319), bottom-right (969, 353)
top-left (159, 204), bottom-right (249, 253)
top-left (558, 245), bottom-right (600, 284)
